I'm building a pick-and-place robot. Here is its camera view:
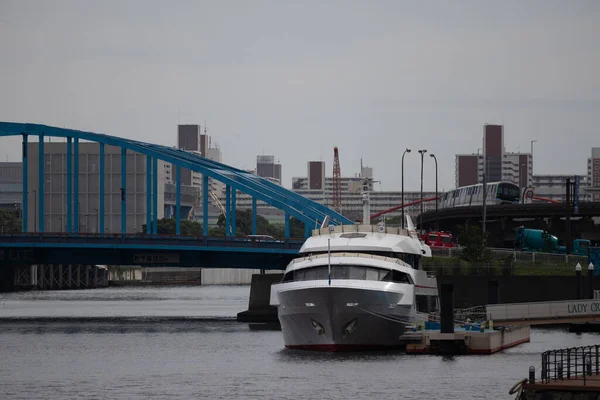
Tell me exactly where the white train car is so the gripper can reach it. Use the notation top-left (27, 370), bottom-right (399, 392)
top-left (438, 181), bottom-right (521, 210)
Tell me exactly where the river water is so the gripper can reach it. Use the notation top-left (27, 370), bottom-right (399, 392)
top-left (0, 286), bottom-right (598, 400)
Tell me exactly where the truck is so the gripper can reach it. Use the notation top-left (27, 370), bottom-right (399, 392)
top-left (421, 231), bottom-right (455, 248)
top-left (514, 227), bottom-right (590, 256)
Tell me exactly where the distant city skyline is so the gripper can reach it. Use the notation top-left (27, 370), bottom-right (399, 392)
top-left (1, 1), bottom-right (598, 191)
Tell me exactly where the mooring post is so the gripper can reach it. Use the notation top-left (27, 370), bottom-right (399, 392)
top-left (576, 263), bottom-right (582, 299)
top-left (589, 262), bottom-right (595, 299)
top-left (529, 366), bottom-right (535, 384)
top-left (487, 280), bottom-right (499, 305)
top-left (440, 283), bottom-right (454, 334)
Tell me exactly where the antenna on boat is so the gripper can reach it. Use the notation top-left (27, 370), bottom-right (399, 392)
top-left (327, 238), bottom-right (331, 286)
top-left (362, 177), bottom-right (370, 225)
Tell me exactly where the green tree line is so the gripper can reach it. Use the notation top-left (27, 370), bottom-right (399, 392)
top-left (0, 209), bottom-right (21, 233)
top-left (141, 209), bottom-right (306, 238)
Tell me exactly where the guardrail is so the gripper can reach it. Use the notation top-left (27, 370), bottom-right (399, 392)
top-left (541, 345), bottom-right (600, 384)
top-left (430, 247), bottom-right (588, 266)
top-left (0, 232), bottom-right (305, 250)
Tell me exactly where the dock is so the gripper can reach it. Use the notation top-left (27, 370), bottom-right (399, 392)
top-left (514, 345), bottom-right (600, 399)
top-left (406, 325), bottom-right (530, 355)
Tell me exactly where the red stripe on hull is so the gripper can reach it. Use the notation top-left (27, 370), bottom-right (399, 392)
top-left (285, 344), bottom-right (403, 352)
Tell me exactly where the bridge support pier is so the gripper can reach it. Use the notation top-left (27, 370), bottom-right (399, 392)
top-left (237, 273), bottom-right (283, 323)
top-left (9, 264), bottom-right (108, 291)
top-left (14, 265), bottom-right (38, 290)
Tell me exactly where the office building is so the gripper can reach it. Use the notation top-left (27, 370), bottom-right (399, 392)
top-left (0, 162), bottom-right (22, 208)
top-left (587, 147), bottom-right (600, 202)
top-left (455, 124), bottom-right (532, 188)
top-left (27, 141), bottom-right (165, 233)
top-left (256, 155), bottom-right (282, 185)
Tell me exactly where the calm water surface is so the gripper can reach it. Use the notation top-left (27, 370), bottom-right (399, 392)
top-left (0, 286), bottom-right (598, 400)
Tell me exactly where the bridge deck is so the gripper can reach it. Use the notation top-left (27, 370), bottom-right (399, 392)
top-left (0, 234), bottom-right (304, 269)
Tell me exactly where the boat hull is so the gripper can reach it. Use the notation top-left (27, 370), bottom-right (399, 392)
top-left (277, 284), bottom-right (415, 351)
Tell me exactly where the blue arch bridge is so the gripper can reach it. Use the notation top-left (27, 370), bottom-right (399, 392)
top-left (0, 122), bottom-right (352, 271)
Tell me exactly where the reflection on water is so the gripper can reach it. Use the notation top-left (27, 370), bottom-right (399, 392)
top-left (0, 286), bottom-right (599, 400)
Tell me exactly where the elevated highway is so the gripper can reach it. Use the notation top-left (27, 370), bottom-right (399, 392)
top-left (419, 202), bottom-right (600, 225)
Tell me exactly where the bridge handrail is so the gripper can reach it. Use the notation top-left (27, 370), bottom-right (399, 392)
top-left (0, 232), bottom-right (305, 249)
top-left (541, 345), bottom-right (600, 383)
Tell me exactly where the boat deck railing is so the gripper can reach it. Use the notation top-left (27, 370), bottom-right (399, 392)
top-left (311, 224), bottom-right (411, 237)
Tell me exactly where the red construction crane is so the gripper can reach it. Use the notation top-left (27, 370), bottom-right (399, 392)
top-left (333, 147), bottom-right (342, 212)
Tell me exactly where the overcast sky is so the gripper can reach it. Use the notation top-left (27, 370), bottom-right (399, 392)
top-left (1, 0), bottom-right (598, 192)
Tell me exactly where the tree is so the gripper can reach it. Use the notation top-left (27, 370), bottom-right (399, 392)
top-left (457, 224), bottom-right (492, 263)
top-left (289, 217), bottom-right (305, 238)
top-left (216, 209), bottom-right (271, 236)
top-left (141, 218), bottom-right (202, 235)
top-left (0, 209), bottom-right (21, 233)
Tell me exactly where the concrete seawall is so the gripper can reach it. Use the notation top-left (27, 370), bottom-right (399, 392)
top-left (439, 276), bottom-right (600, 308)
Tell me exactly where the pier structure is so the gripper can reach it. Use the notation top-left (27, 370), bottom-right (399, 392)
top-left (12, 264), bottom-right (108, 290)
top-left (515, 345), bottom-right (600, 399)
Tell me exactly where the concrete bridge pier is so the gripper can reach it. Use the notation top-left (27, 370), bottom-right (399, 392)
top-left (237, 273), bottom-right (283, 323)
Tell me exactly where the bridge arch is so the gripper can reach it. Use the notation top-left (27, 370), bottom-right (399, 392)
top-left (0, 122), bottom-right (352, 237)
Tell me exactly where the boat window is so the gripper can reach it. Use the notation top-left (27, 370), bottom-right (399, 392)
top-left (340, 233), bottom-right (368, 239)
top-left (307, 251), bottom-right (421, 269)
top-left (281, 265), bottom-right (413, 284)
top-left (365, 269), bottom-right (379, 281)
top-left (441, 236), bottom-right (452, 244)
top-left (428, 234), bottom-right (438, 241)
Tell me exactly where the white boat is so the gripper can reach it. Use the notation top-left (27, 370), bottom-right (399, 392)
top-left (271, 192), bottom-right (438, 351)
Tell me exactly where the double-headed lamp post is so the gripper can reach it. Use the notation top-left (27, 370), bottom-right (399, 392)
top-left (401, 148), bottom-right (411, 229)
top-left (418, 149), bottom-right (427, 229)
top-left (430, 153), bottom-right (438, 214)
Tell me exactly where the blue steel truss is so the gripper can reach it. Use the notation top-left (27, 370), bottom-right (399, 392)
top-left (0, 122), bottom-right (352, 237)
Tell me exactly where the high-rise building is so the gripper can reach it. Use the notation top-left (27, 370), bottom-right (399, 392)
top-left (587, 147), bottom-right (600, 201)
top-left (176, 125), bottom-right (205, 187)
top-left (307, 161), bottom-right (325, 190)
top-left (256, 155), bottom-right (282, 184)
top-left (532, 175), bottom-right (590, 203)
top-left (483, 124), bottom-right (504, 182)
top-left (27, 141), bottom-right (165, 233)
top-left (167, 125), bottom-right (224, 222)
top-left (0, 162), bottom-right (23, 208)
top-left (455, 154), bottom-right (479, 187)
top-left (455, 124), bottom-right (532, 188)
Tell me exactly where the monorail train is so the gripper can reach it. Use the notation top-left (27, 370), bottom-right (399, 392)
top-left (438, 181), bottom-right (521, 209)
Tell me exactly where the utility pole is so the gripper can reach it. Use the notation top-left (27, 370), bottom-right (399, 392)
top-left (418, 149), bottom-right (427, 230)
top-left (482, 172), bottom-right (487, 233)
top-left (401, 148), bottom-right (411, 229)
top-left (566, 177), bottom-right (572, 254)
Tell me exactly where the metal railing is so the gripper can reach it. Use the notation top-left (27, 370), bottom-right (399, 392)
top-left (0, 232), bottom-right (305, 250)
top-left (430, 246), bottom-right (588, 266)
top-left (541, 345), bottom-right (600, 384)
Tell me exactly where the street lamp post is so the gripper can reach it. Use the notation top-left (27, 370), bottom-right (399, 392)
top-left (94, 208), bottom-right (99, 234)
top-left (430, 154), bottom-right (438, 214)
top-left (13, 202), bottom-right (21, 233)
top-left (401, 148), bottom-right (411, 229)
top-left (418, 149), bottom-right (427, 229)
top-left (32, 189), bottom-right (37, 233)
top-left (530, 140), bottom-right (537, 183)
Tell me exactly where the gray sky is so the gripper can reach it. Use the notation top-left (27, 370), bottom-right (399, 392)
top-left (1, 0), bottom-right (598, 192)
